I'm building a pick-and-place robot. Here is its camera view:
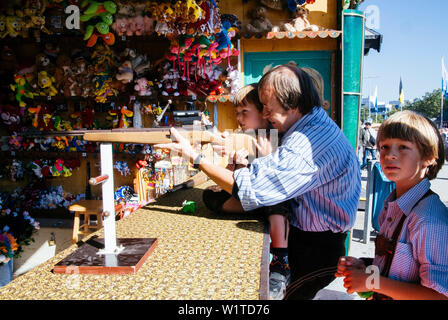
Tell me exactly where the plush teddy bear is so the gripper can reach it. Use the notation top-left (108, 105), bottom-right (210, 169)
top-left (53, 54), bottom-right (80, 97)
top-left (245, 6), bottom-right (273, 35)
top-left (35, 52), bottom-right (55, 74)
top-left (134, 77), bottom-right (152, 96)
top-left (116, 0), bottom-right (135, 17)
top-left (54, 54), bottom-right (72, 83)
top-left (116, 60), bottom-right (133, 83)
top-left (273, 6), bottom-right (320, 32)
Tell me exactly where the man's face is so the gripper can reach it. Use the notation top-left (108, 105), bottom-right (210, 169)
top-left (259, 86), bottom-right (301, 133)
top-left (235, 103), bottom-right (267, 132)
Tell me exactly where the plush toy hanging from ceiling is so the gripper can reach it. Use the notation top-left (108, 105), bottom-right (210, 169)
top-left (260, 0), bottom-right (284, 11)
top-left (272, 1), bottom-right (321, 33)
top-left (20, 4), bottom-right (52, 39)
top-left (343, 0), bottom-right (363, 9)
top-left (148, 0), bottom-right (221, 37)
top-left (80, 0), bottom-right (117, 47)
top-left (287, 0), bottom-right (316, 12)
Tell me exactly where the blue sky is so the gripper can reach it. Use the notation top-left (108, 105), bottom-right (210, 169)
top-left (358, 0), bottom-right (448, 103)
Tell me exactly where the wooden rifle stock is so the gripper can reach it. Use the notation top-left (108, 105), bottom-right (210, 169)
top-left (83, 128), bottom-right (257, 156)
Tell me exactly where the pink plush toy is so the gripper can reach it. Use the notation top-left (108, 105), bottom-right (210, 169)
top-left (112, 18), bottom-right (128, 37)
top-left (132, 16), bottom-right (145, 36)
top-left (134, 78), bottom-right (152, 96)
top-left (125, 17), bottom-right (136, 37)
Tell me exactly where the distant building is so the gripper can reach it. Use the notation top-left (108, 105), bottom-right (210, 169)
top-left (361, 97), bottom-right (408, 117)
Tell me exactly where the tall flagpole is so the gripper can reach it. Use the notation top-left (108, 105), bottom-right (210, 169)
top-left (400, 76), bottom-right (403, 112)
top-left (442, 57), bottom-right (445, 128)
top-left (441, 87), bottom-right (444, 128)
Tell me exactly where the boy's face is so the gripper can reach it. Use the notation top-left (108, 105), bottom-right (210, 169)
top-left (379, 138), bottom-right (435, 195)
top-left (235, 103), bottom-right (267, 132)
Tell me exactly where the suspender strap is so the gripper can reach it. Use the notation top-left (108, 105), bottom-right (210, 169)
top-left (380, 189), bottom-right (435, 277)
top-left (372, 189), bottom-right (435, 300)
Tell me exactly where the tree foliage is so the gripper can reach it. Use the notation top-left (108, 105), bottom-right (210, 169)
top-left (404, 89), bottom-right (446, 119)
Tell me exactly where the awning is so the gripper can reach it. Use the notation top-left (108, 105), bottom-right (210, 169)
top-left (364, 27), bottom-right (383, 55)
top-left (266, 30), bottom-right (342, 39)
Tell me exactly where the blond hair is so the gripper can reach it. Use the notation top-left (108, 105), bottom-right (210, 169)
top-left (233, 83), bottom-right (263, 112)
top-left (377, 110), bottom-right (445, 180)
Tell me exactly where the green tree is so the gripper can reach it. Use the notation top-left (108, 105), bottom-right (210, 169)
top-left (405, 89), bottom-right (447, 119)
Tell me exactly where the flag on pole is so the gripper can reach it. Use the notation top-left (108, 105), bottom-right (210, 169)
top-left (442, 57), bottom-right (448, 99)
top-left (399, 77), bottom-right (404, 104)
top-left (373, 85), bottom-right (378, 112)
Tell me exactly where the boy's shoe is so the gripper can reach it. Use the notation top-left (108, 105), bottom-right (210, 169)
top-left (269, 270), bottom-right (290, 300)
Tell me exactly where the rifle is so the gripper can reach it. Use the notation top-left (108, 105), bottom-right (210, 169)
top-left (83, 127), bottom-right (258, 157)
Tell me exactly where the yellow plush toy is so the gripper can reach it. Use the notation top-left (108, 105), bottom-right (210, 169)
top-left (23, 7), bottom-right (51, 39)
top-left (0, 15), bottom-right (8, 38)
top-left (38, 71), bottom-right (58, 96)
top-left (5, 15), bottom-right (23, 38)
top-left (186, 0), bottom-right (202, 23)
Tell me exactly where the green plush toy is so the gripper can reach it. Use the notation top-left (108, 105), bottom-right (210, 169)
top-left (357, 291), bottom-right (373, 299)
top-left (80, 0), bottom-right (116, 21)
top-left (181, 200), bottom-right (197, 213)
top-left (80, 0), bottom-right (116, 45)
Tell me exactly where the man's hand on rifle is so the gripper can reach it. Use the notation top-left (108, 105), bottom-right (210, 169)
top-left (154, 127), bottom-right (198, 163)
top-left (211, 131), bottom-right (230, 157)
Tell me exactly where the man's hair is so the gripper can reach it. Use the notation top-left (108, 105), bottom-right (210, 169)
top-left (364, 122), bottom-right (371, 126)
top-left (377, 110), bottom-right (445, 180)
top-left (257, 63), bottom-right (322, 115)
top-left (233, 83), bottom-right (263, 112)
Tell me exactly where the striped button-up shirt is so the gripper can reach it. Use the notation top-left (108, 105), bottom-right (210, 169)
top-left (233, 106), bottom-right (361, 233)
top-left (373, 178), bottom-right (448, 297)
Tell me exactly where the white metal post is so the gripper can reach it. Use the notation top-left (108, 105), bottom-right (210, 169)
top-left (99, 143), bottom-right (122, 255)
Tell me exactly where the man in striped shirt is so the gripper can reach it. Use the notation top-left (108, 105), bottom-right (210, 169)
top-left (156, 64), bottom-right (361, 299)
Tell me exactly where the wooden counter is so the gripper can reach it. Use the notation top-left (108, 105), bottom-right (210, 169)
top-left (0, 180), bottom-right (269, 300)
